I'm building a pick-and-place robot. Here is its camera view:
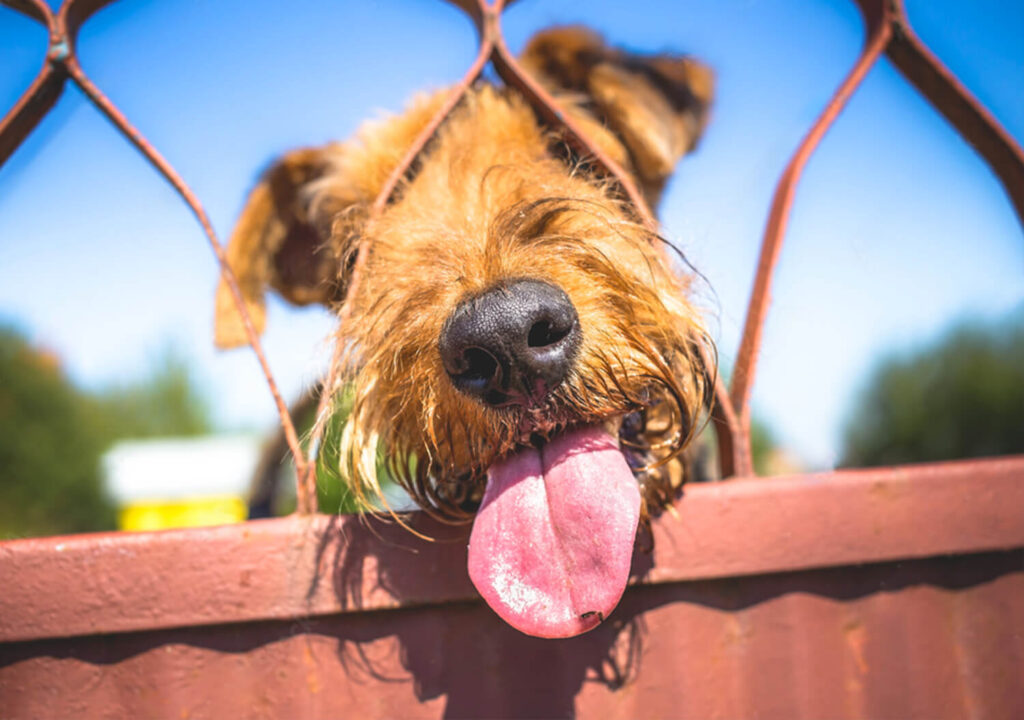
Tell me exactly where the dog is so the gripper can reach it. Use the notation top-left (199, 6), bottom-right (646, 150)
top-left (214, 27), bottom-right (715, 638)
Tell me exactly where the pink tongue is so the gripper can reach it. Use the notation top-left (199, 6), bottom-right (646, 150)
top-left (467, 425), bottom-right (641, 638)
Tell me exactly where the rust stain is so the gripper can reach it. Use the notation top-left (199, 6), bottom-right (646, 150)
top-left (869, 480), bottom-right (892, 499)
top-left (303, 641), bottom-right (321, 695)
top-left (844, 619), bottom-right (869, 676)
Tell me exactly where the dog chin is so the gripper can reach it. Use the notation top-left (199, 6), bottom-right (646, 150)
top-left (467, 423), bottom-right (641, 639)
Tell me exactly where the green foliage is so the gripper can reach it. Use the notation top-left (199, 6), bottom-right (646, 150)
top-left (841, 314), bottom-right (1024, 467)
top-left (0, 329), bottom-right (215, 538)
top-left (749, 416), bottom-right (777, 475)
top-left (696, 412), bottom-right (781, 478)
top-left (698, 360), bottom-right (782, 477)
top-left (86, 347), bottom-right (213, 444)
top-left (313, 396), bottom-right (365, 515)
top-left (309, 387), bottom-right (398, 515)
top-left (0, 327), bottom-right (116, 538)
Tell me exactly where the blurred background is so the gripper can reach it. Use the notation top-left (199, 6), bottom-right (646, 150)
top-left (1, 0), bottom-right (1021, 538)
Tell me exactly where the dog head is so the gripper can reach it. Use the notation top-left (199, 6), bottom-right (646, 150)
top-left (216, 28), bottom-right (714, 638)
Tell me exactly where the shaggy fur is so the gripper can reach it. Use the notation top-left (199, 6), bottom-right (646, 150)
top-left (215, 27), bottom-right (715, 521)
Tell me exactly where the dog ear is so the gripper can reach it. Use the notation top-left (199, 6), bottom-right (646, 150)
top-left (214, 147), bottom-right (345, 349)
top-left (521, 27), bottom-right (713, 197)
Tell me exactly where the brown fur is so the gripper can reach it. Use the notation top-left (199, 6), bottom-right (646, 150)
top-left (216, 27), bottom-right (716, 519)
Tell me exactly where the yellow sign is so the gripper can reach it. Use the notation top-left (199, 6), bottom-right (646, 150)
top-left (119, 495), bottom-right (247, 532)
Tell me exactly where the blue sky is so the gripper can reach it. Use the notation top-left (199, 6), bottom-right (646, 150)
top-left (1, 0), bottom-right (1021, 469)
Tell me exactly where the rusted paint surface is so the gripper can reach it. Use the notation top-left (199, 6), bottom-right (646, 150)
top-left (1, 551), bottom-right (1021, 719)
top-left (1, 456), bottom-right (1022, 645)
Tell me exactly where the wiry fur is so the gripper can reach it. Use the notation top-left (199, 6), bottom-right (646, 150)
top-left (216, 27), bottom-right (716, 522)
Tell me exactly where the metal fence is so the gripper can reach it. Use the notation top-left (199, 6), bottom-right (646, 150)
top-left (2, 0), bottom-right (1022, 494)
top-left (1, 0), bottom-right (1023, 717)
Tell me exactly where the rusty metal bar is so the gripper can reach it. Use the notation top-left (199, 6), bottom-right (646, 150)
top-left (468, 0), bottom-right (752, 478)
top-left (3, 0), bottom-right (1023, 500)
top-left (879, 0), bottom-right (1024, 224)
top-left (478, 2), bottom-right (658, 229)
top-left (728, 0), bottom-right (1024, 477)
top-left (0, 0), bottom-right (315, 511)
top-left (2, 454), bottom-right (1021, 644)
top-left (307, 0), bottom-right (679, 487)
top-left (65, 59), bottom-right (312, 499)
top-left (301, 4), bottom-right (501, 505)
top-left (731, 11), bottom-right (893, 447)
top-left (0, 0), bottom-right (64, 166)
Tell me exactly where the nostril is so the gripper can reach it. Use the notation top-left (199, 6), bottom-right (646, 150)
top-left (459, 347), bottom-right (498, 382)
top-left (527, 318), bottom-right (571, 348)
top-left (446, 346), bottom-right (502, 398)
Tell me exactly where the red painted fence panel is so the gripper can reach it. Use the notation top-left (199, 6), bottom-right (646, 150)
top-left (2, 460), bottom-right (1023, 717)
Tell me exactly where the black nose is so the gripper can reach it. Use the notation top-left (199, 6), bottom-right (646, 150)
top-left (439, 279), bottom-right (581, 407)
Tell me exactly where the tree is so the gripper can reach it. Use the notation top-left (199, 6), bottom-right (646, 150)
top-left (0, 329), bottom-right (216, 538)
top-left (840, 314), bottom-right (1024, 467)
top-left (0, 327), bottom-right (116, 538)
top-left (749, 416), bottom-right (780, 475)
top-left (86, 346), bottom-right (214, 444)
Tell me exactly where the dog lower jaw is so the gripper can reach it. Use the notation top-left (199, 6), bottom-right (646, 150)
top-left (467, 424), bottom-right (641, 639)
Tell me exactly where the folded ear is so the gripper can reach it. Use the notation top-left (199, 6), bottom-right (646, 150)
top-left (521, 27), bottom-right (713, 199)
top-left (214, 91), bottom-right (458, 349)
top-left (214, 147), bottom-right (346, 349)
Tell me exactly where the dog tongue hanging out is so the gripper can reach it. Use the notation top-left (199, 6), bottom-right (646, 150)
top-left (469, 426), bottom-right (641, 637)
top-left (214, 27), bottom-right (714, 638)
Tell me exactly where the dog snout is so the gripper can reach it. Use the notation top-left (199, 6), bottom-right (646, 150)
top-left (439, 279), bottom-right (580, 407)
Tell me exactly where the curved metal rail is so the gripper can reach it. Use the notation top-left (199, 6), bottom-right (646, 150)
top-left (2, 0), bottom-right (1022, 510)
